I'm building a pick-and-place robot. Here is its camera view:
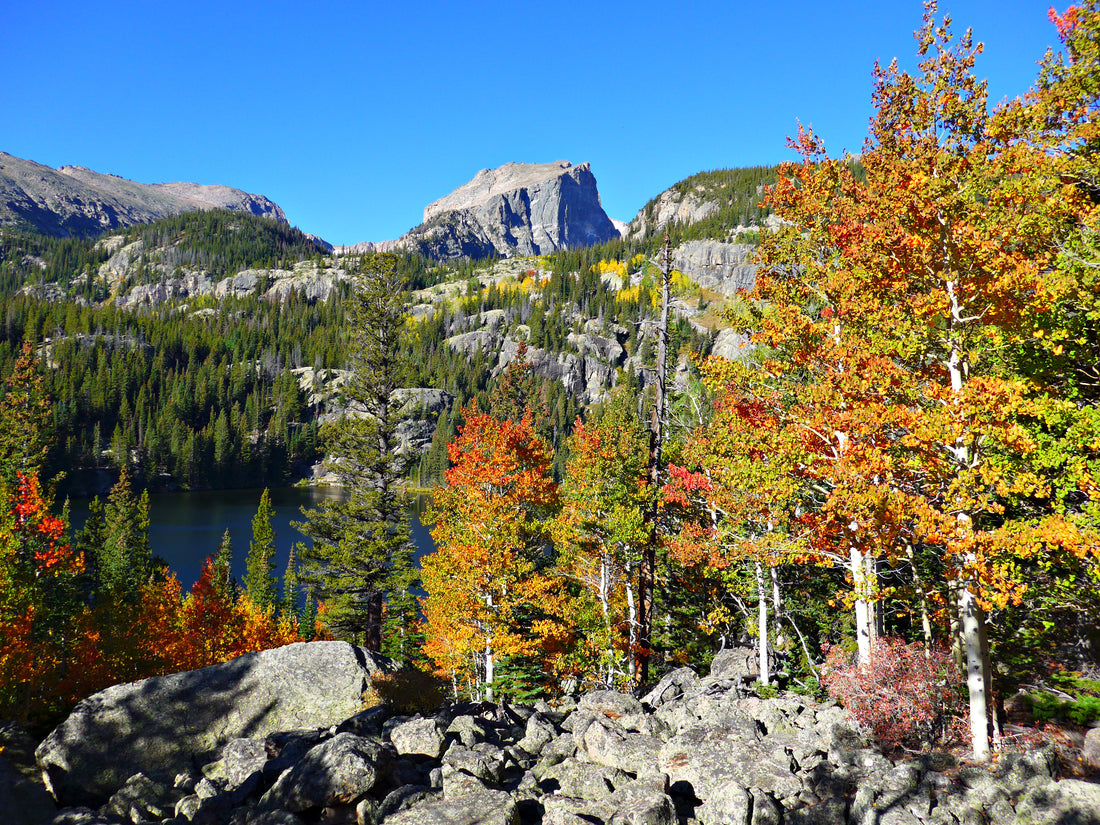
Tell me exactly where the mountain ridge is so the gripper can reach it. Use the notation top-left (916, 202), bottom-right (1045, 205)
top-left (0, 152), bottom-right (287, 238)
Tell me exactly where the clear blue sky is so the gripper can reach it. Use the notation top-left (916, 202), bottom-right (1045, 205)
top-left (2, 1), bottom-right (1062, 246)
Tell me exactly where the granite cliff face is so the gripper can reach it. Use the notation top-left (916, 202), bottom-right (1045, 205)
top-left (0, 152), bottom-right (286, 238)
top-left (396, 161), bottom-right (618, 261)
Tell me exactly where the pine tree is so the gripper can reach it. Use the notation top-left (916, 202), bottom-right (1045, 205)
top-left (243, 488), bottom-right (278, 611)
top-left (295, 254), bottom-right (416, 651)
top-left (282, 542), bottom-right (301, 622)
top-left (96, 466), bottom-right (152, 603)
top-left (0, 343), bottom-right (51, 485)
top-left (213, 528), bottom-right (236, 600)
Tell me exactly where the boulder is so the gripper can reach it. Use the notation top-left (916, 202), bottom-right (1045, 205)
top-left (1015, 778), bottom-right (1100, 824)
top-left (258, 733), bottom-right (390, 812)
top-left (538, 757), bottom-right (630, 800)
top-left (103, 772), bottom-right (180, 822)
top-left (36, 642), bottom-right (391, 805)
top-left (1083, 726), bottom-right (1100, 772)
top-left (710, 646), bottom-right (765, 684)
top-left (642, 667), bottom-right (699, 709)
top-left (391, 717), bottom-right (447, 759)
top-left (575, 715), bottom-right (664, 775)
top-left (659, 723), bottom-right (801, 802)
top-left (385, 770), bottom-right (518, 825)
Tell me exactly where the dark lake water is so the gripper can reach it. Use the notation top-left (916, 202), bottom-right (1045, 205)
top-left (67, 487), bottom-right (436, 591)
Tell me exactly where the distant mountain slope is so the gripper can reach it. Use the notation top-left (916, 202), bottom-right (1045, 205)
top-left (393, 161), bottom-right (619, 261)
top-left (626, 166), bottom-right (780, 242)
top-left (0, 152), bottom-right (286, 238)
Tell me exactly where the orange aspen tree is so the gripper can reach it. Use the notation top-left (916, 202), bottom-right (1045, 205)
top-left (421, 405), bottom-right (570, 701)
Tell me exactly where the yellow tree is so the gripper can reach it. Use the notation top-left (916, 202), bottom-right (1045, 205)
top-left (552, 387), bottom-right (650, 688)
top-left (671, 356), bottom-right (819, 687)
top-left (421, 405), bottom-right (570, 701)
top-left (754, 2), bottom-right (1099, 759)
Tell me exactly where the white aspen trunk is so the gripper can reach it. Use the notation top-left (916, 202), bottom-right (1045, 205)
top-left (850, 544), bottom-right (872, 664)
top-left (484, 591), bottom-right (495, 703)
top-left (770, 565), bottom-right (782, 616)
top-left (946, 276), bottom-right (992, 761)
top-left (599, 556), bottom-right (613, 687)
top-left (947, 577), bottom-right (964, 670)
top-left (770, 565), bottom-right (785, 653)
top-left (755, 561), bottom-right (770, 686)
top-left (626, 574), bottom-right (638, 679)
top-left (959, 583), bottom-right (990, 762)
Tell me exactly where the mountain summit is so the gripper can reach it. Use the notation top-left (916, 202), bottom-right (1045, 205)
top-left (396, 160), bottom-right (618, 261)
top-left (0, 152), bottom-right (286, 238)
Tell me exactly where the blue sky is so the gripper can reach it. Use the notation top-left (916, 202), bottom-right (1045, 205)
top-left (3, 1), bottom-right (1062, 246)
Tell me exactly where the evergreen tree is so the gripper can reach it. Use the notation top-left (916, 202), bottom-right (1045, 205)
top-left (0, 343), bottom-right (51, 485)
top-left (96, 466), bottom-right (152, 602)
top-left (212, 528), bottom-right (236, 600)
top-left (282, 541), bottom-right (301, 622)
top-left (243, 488), bottom-right (277, 611)
top-left (295, 254), bottom-right (416, 652)
top-left (74, 495), bottom-right (106, 595)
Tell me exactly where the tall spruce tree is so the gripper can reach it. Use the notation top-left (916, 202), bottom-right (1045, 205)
top-left (96, 466), bottom-right (152, 603)
top-left (213, 528), bottom-right (236, 600)
top-left (295, 254), bottom-right (416, 652)
top-left (244, 488), bottom-right (278, 611)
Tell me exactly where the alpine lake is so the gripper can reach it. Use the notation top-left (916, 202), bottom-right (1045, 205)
top-left (66, 486), bottom-right (436, 592)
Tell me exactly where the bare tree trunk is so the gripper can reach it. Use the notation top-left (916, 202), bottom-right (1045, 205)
top-left (905, 543), bottom-right (934, 653)
top-left (755, 561), bottom-right (770, 686)
top-left (639, 234), bottom-right (673, 685)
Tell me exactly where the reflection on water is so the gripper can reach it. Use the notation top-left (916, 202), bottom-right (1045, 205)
top-left (67, 487), bottom-right (436, 590)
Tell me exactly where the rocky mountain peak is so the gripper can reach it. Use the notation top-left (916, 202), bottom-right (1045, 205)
top-left (397, 160), bottom-right (618, 261)
top-left (422, 160), bottom-right (577, 222)
top-left (0, 151), bottom-right (286, 238)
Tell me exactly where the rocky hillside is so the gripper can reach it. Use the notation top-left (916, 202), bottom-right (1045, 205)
top-left (625, 166), bottom-right (781, 243)
top-left (0, 152), bottom-right (286, 238)
top-left (391, 161), bottom-right (619, 261)
top-left (12, 642), bottom-right (1100, 825)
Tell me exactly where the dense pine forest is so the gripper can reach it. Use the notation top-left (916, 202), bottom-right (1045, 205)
top-left (2, 2), bottom-right (1100, 773)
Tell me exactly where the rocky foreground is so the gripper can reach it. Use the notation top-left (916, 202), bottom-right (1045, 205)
top-left (4, 642), bottom-right (1099, 825)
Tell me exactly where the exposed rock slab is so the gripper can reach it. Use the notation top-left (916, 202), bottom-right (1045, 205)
top-left (399, 161), bottom-right (618, 261)
top-left (35, 642), bottom-right (391, 805)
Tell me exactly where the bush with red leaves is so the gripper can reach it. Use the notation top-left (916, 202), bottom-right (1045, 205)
top-left (821, 637), bottom-right (966, 751)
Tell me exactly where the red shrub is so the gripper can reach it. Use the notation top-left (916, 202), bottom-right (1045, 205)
top-left (821, 637), bottom-right (965, 751)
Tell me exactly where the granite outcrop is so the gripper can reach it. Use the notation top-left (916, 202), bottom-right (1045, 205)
top-left (20, 645), bottom-right (1100, 825)
top-left (396, 161), bottom-right (618, 261)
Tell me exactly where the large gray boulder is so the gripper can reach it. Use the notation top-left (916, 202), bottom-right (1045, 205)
top-left (1084, 726), bottom-right (1100, 772)
top-left (258, 733), bottom-right (390, 812)
top-left (658, 721), bottom-right (801, 802)
top-left (35, 642), bottom-right (392, 805)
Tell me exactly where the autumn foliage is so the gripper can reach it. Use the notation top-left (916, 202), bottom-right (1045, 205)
top-left (822, 639), bottom-right (965, 752)
top-left (421, 404), bottom-right (571, 700)
top-left (0, 470), bottom-right (315, 727)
